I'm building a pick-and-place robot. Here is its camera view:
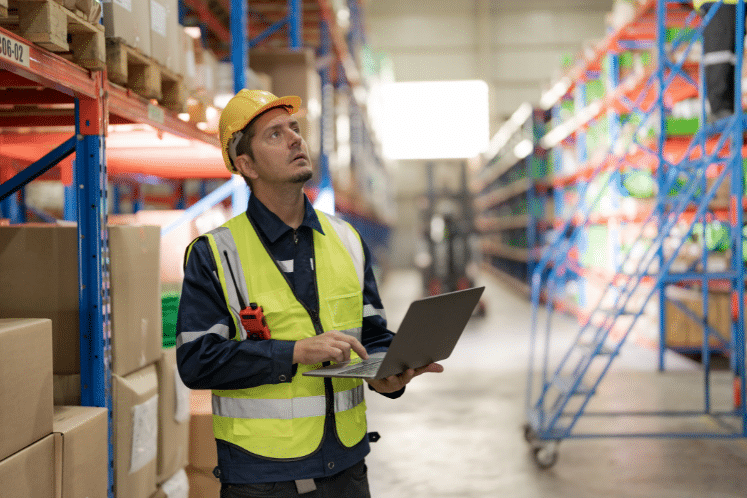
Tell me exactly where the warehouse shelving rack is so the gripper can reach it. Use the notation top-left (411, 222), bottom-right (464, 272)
top-left (524, 0), bottom-right (747, 469)
top-left (0, 16), bottom-right (222, 494)
top-left (1, 1), bottom-right (387, 495)
top-left (472, 103), bottom-right (549, 295)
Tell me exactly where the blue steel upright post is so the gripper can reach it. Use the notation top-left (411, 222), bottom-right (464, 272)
top-left (288, 0), bottom-right (302, 49)
top-left (230, 0), bottom-right (250, 215)
top-left (656, 0), bottom-right (668, 371)
top-left (75, 71), bottom-right (113, 497)
top-left (316, 17), bottom-right (335, 214)
top-left (732, 0), bottom-right (746, 435)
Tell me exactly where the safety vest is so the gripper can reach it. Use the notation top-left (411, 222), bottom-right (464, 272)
top-left (198, 210), bottom-right (368, 460)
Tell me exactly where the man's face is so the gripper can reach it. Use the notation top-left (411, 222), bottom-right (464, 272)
top-left (243, 107), bottom-right (312, 186)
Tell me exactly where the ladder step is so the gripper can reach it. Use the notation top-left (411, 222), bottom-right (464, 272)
top-left (579, 340), bottom-right (615, 356)
top-left (597, 307), bottom-right (635, 316)
top-left (553, 376), bottom-right (594, 396)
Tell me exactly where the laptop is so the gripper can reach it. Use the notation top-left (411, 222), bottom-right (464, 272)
top-left (303, 286), bottom-right (485, 379)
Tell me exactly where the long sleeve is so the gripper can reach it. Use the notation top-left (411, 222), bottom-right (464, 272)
top-left (175, 238), bottom-right (296, 390)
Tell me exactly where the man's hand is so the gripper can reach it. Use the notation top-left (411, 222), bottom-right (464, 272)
top-left (293, 330), bottom-right (369, 365)
top-left (365, 363), bottom-right (444, 394)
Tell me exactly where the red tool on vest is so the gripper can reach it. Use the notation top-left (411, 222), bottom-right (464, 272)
top-left (240, 303), bottom-right (272, 341)
top-left (224, 252), bottom-right (272, 340)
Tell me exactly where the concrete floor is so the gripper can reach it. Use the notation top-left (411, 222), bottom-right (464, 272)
top-left (365, 270), bottom-right (747, 498)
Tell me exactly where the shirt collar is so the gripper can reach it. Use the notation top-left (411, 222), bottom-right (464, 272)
top-left (247, 193), bottom-right (325, 244)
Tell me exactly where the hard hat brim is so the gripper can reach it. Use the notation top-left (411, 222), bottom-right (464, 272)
top-left (250, 95), bottom-right (302, 124)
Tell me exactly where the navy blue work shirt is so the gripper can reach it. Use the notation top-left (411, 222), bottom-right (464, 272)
top-left (175, 193), bottom-right (399, 484)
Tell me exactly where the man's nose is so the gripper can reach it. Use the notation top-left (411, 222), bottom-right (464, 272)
top-left (287, 128), bottom-right (302, 146)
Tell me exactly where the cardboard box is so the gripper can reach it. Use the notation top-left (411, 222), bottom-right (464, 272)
top-left (665, 287), bottom-right (732, 348)
top-left (167, 22), bottom-right (183, 74)
top-left (111, 211), bottom-right (196, 285)
top-left (53, 374), bottom-right (81, 406)
top-left (188, 390), bottom-right (217, 471)
top-left (113, 364), bottom-right (159, 498)
top-left (181, 29), bottom-right (197, 90)
top-left (186, 465), bottom-right (220, 498)
top-left (53, 406), bottom-right (108, 498)
top-left (156, 348), bottom-right (191, 483)
top-left (109, 225), bottom-right (163, 375)
top-left (149, 0), bottom-right (178, 70)
top-left (0, 227), bottom-right (78, 373)
top-left (0, 319), bottom-right (53, 461)
top-left (151, 468), bottom-right (189, 498)
top-left (102, 0), bottom-right (151, 56)
top-left (0, 224), bottom-right (162, 376)
top-left (0, 434), bottom-right (55, 498)
top-left (195, 49), bottom-right (218, 102)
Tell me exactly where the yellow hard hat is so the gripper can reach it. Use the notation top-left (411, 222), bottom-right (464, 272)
top-left (218, 89), bottom-right (302, 173)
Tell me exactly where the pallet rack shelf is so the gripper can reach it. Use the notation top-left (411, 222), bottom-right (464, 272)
top-left (1, 2), bottom-right (388, 492)
top-left (522, 0), bottom-right (747, 469)
top-left (472, 102), bottom-right (548, 296)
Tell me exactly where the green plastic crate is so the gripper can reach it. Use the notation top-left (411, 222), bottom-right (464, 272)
top-left (666, 117), bottom-right (699, 136)
top-left (162, 291), bottom-right (181, 349)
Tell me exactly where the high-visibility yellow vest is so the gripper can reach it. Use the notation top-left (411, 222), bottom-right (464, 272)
top-left (199, 210), bottom-right (367, 459)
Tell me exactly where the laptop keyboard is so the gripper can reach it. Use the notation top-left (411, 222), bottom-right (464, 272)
top-left (343, 359), bottom-right (383, 376)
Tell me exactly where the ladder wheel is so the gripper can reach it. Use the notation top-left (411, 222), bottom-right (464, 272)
top-left (523, 423), bottom-right (535, 443)
top-left (532, 442), bottom-right (559, 469)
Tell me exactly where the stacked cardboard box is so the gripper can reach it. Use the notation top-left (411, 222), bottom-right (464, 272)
top-left (665, 287), bottom-right (732, 348)
top-left (186, 390), bottom-right (221, 497)
top-left (0, 224), bottom-right (162, 378)
top-left (148, 0), bottom-right (179, 72)
top-left (53, 406), bottom-right (109, 498)
top-left (0, 224), bottom-right (192, 498)
top-left (181, 28), bottom-right (198, 92)
top-left (0, 319), bottom-right (55, 498)
top-left (102, 0), bottom-right (151, 56)
top-left (156, 348), bottom-right (191, 483)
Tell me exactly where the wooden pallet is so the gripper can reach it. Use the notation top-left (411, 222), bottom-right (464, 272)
top-left (0, 0), bottom-right (105, 69)
top-left (105, 38), bottom-right (188, 113)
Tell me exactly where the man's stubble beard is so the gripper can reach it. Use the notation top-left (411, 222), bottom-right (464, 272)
top-left (291, 169), bottom-right (314, 184)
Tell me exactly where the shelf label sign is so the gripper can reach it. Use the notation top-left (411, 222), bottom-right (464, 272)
top-left (0, 33), bottom-right (30, 68)
top-left (147, 104), bottom-right (165, 124)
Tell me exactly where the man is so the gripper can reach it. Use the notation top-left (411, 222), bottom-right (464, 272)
top-left (176, 89), bottom-right (443, 498)
top-left (695, 0), bottom-right (743, 122)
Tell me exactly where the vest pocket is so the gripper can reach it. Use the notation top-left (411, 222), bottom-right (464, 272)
top-left (325, 292), bottom-right (362, 330)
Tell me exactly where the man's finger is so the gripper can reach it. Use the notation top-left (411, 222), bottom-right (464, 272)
top-left (337, 334), bottom-right (368, 360)
top-left (413, 363), bottom-right (444, 376)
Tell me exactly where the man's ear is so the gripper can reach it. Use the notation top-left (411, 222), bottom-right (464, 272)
top-left (234, 155), bottom-right (259, 181)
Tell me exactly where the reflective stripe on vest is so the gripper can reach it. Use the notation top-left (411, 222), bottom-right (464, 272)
top-left (202, 210), bottom-right (368, 459)
top-left (694, 0), bottom-right (738, 10)
top-left (212, 385), bottom-right (364, 419)
top-left (703, 50), bottom-right (737, 66)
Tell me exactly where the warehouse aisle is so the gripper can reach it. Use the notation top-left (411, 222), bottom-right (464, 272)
top-left (365, 269), bottom-right (747, 498)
